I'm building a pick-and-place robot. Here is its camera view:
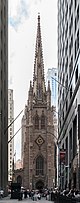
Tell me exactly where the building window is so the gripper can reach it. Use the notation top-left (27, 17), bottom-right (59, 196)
top-left (38, 84), bottom-right (42, 98)
top-left (75, 17), bottom-right (77, 33)
top-left (70, 85), bottom-right (72, 99)
top-left (69, 43), bottom-right (71, 56)
top-left (71, 14), bottom-right (73, 28)
top-left (75, 65), bottom-right (78, 83)
top-left (62, 90), bottom-right (64, 101)
top-left (75, 40), bottom-right (77, 59)
top-left (71, 35), bottom-right (73, 49)
top-left (41, 111), bottom-right (45, 129)
top-left (69, 4), bottom-right (71, 17)
top-left (77, 29), bottom-right (79, 51)
top-left (75, 0), bottom-right (77, 10)
top-left (63, 111), bottom-right (64, 121)
top-left (35, 111), bottom-right (39, 129)
top-left (60, 103), bottom-right (61, 112)
top-left (65, 75), bottom-right (68, 89)
top-left (17, 175), bottom-right (22, 185)
top-left (60, 120), bottom-right (61, 128)
top-left (69, 56), bottom-right (73, 78)
top-left (66, 100), bottom-right (68, 112)
top-left (77, 5), bottom-right (79, 22)
top-left (69, 24), bottom-right (71, 36)
top-left (36, 156), bottom-right (44, 175)
top-left (65, 56), bottom-right (68, 73)
top-left (71, 0), bottom-right (73, 6)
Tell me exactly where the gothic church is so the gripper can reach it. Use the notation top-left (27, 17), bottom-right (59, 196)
top-left (22, 14), bottom-right (56, 190)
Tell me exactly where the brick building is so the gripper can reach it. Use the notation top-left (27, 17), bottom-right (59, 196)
top-left (21, 14), bottom-right (56, 190)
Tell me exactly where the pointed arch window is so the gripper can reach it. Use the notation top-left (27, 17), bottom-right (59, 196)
top-left (17, 175), bottom-right (22, 185)
top-left (35, 111), bottom-right (39, 129)
top-left (36, 156), bottom-right (44, 175)
top-left (41, 111), bottom-right (45, 129)
top-left (37, 84), bottom-right (42, 98)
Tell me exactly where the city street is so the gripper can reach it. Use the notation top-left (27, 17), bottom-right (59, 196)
top-left (0, 196), bottom-right (53, 203)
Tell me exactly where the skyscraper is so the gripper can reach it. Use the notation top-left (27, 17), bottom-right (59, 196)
top-left (58, 0), bottom-right (80, 189)
top-left (0, 0), bottom-right (8, 192)
top-left (46, 68), bottom-right (58, 108)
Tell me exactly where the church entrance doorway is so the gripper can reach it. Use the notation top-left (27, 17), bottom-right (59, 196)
top-left (36, 180), bottom-right (44, 192)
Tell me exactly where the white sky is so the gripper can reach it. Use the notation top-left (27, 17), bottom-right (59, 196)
top-left (8, 0), bottom-right (57, 160)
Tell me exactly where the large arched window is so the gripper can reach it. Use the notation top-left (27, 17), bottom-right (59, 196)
top-left (36, 156), bottom-right (44, 175)
top-left (41, 111), bottom-right (45, 129)
top-left (35, 111), bottom-right (39, 129)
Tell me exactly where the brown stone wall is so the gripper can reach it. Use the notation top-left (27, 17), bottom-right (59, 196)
top-left (23, 105), bottom-right (56, 189)
top-left (14, 169), bottom-right (24, 186)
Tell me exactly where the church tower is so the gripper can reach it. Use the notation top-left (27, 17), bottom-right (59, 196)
top-left (23, 14), bottom-right (55, 190)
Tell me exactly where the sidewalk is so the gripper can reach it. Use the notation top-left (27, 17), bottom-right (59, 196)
top-left (0, 196), bottom-right (54, 203)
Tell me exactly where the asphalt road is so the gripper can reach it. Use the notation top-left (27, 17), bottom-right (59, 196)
top-left (0, 196), bottom-right (54, 203)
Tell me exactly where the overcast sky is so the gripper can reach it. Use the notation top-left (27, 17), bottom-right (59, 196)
top-left (8, 0), bottom-right (57, 160)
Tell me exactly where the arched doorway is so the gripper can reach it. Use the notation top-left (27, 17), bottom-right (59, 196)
top-left (36, 180), bottom-right (44, 191)
top-left (17, 175), bottom-right (22, 185)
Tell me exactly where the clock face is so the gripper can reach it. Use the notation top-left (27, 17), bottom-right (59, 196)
top-left (36, 136), bottom-right (44, 146)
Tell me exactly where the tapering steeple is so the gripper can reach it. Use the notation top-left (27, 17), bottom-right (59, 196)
top-left (33, 14), bottom-right (46, 102)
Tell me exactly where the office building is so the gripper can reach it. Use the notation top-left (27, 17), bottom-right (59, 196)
top-left (46, 68), bottom-right (58, 186)
top-left (46, 68), bottom-right (58, 108)
top-left (58, 0), bottom-right (80, 189)
top-left (0, 1), bottom-right (8, 192)
top-left (8, 89), bottom-right (14, 182)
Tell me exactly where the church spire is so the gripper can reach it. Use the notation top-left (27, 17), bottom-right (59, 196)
top-left (33, 14), bottom-right (46, 102)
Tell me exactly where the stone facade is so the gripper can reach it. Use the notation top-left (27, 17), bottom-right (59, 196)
top-left (21, 14), bottom-right (56, 190)
top-left (14, 169), bottom-right (24, 186)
